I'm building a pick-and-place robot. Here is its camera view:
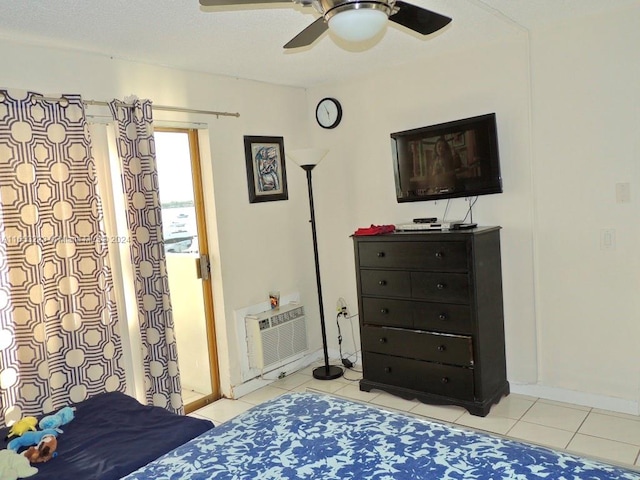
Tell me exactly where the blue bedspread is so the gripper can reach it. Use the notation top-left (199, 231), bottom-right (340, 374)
top-left (124, 391), bottom-right (640, 479)
top-left (0, 391), bottom-right (213, 480)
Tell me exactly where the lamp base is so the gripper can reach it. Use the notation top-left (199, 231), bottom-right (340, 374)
top-left (312, 365), bottom-right (344, 380)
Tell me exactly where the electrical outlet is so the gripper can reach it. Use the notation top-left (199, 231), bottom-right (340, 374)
top-left (336, 297), bottom-right (347, 312)
top-left (336, 297), bottom-right (349, 318)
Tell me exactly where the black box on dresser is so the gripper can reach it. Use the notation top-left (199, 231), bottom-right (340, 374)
top-left (353, 226), bottom-right (509, 417)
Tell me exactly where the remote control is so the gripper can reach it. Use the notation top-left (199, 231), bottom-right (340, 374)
top-left (413, 217), bottom-right (437, 223)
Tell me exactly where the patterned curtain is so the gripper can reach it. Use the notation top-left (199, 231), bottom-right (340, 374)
top-left (108, 99), bottom-right (183, 415)
top-left (0, 90), bottom-right (125, 426)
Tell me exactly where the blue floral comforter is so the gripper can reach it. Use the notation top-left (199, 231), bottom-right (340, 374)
top-left (123, 392), bottom-right (640, 479)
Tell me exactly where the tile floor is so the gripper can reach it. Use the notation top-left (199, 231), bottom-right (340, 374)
top-left (182, 388), bottom-right (208, 405)
top-left (189, 361), bottom-right (640, 472)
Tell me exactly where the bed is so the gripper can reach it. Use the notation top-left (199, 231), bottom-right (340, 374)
top-left (0, 391), bottom-right (213, 480)
top-left (3, 391), bottom-right (639, 479)
top-left (122, 391), bottom-right (639, 480)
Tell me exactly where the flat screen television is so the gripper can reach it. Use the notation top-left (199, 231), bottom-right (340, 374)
top-left (390, 113), bottom-right (502, 202)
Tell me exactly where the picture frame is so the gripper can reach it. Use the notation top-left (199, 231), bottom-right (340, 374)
top-left (243, 135), bottom-right (288, 203)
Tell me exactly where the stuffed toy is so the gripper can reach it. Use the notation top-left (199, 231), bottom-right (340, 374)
top-left (38, 406), bottom-right (75, 431)
top-left (22, 435), bottom-right (57, 464)
top-left (4, 418), bottom-right (37, 441)
top-left (7, 430), bottom-right (60, 453)
top-left (0, 449), bottom-right (38, 480)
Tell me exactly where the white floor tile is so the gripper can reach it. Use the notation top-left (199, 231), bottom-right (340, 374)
top-left (536, 397), bottom-right (591, 411)
top-left (454, 411), bottom-right (517, 435)
top-left (297, 363), bottom-right (320, 376)
top-left (579, 412), bottom-right (640, 446)
top-left (567, 433), bottom-right (640, 466)
top-left (520, 401), bottom-right (589, 432)
top-left (271, 372), bottom-right (313, 390)
top-left (182, 389), bottom-right (204, 404)
top-left (342, 369), bottom-right (363, 381)
top-left (592, 408), bottom-right (640, 422)
top-left (298, 377), bottom-right (348, 394)
top-left (239, 385), bottom-right (288, 405)
top-left (187, 412), bottom-right (208, 420)
top-left (488, 394), bottom-right (535, 420)
top-left (369, 391), bottom-right (420, 412)
top-left (333, 383), bottom-right (381, 403)
top-left (507, 420), bottom-right (574, 450)
top-left (409, 402), bottom-right (466, 423)
top-left (195, 398), bottom-right (253, 424)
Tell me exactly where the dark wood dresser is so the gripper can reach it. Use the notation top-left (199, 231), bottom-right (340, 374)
top-left (353, 227), bottom-right (509, 416)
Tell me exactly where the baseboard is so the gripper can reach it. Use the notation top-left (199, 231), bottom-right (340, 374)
top-left (230, 350), bottom-right (324, 399)
top-left (511, 383), bottom-right (639, 416)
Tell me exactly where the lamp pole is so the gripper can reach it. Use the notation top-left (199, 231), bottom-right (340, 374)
top-left (302, 164), bottom-right (343, 380)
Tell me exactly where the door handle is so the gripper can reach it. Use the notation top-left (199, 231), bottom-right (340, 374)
top-left (196, 254), bottom-right (211, 281)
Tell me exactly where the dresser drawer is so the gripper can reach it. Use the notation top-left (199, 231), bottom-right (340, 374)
top-left (362, 298), bottom-right (414, 329)
top-left (412, 302), bottom-right (473, 335)
top-left (361, 326), bottom-right (473, 366)
top-left (411, 272), bottom-right (470, 304)
top-left (358, 241), bottom-right (468, 272)
top-left (360, 270), bottom-right (411, 297)
top-left (364, 352), bottom-right (474, 400)
top-left (362, 353), bottom-right (414, 389)
top-left (362, 298), bottom-right (473, 334)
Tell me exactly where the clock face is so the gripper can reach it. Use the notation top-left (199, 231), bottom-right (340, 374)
top-left (316, 98), bottom-right (342, 129)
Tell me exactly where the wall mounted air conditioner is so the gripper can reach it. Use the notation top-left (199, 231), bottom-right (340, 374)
top-left (245, 303), bottom-right (308, 371)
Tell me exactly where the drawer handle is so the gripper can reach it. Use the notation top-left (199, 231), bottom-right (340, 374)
top-left (377, 252), bottom-right (385, 258)
top-left (437, 283), bottom-right (446, 290)
top-left (379, 337), bottom-right (387, 344)
top-left (437, 345), bottom-right (446, 352)
top-left (435, 251), bottom-right (444, 258)
top-left (441, 377), bottom-right (450, 384)
top-left (384, 367), bottom-right (391, 373)
top-left (380, 308), bottom-right (389, 314)
top-left (378, 280), bottom-right (387, 286)
top-left (439, 313), bottom-right (448, 321)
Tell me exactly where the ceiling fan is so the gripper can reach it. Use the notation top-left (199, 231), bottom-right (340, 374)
top-left (199, 0), bottom-right (452, 49)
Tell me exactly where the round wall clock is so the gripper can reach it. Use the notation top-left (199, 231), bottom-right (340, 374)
top-left (315, 97), bottom-right (342, 129)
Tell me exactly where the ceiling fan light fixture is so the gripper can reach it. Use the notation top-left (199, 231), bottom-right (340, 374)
top-left (327, 3), bottom-right (390, 43)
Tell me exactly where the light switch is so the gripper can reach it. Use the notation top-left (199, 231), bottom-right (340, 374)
top-left (616, 183), bottom-right (630, 203)
top-left (600, 229), bottom-right (616, 250)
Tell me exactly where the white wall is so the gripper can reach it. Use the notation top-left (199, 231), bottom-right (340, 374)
top-left (0, 40), bottom-right (319, 397)
top-left (529, 8), bottom-right (640, 406)
top-left (305, 6), bottom-right (640, 412)
top-left (305, 34), bottom-right (538, 383)
top-left (2, 3), bottom-right (639, 413)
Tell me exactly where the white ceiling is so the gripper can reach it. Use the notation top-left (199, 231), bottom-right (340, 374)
top-left (0, 0), bottom-right (636, 88)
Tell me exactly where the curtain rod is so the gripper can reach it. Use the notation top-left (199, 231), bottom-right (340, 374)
top-left (34, 95), bottom-right (240, 119)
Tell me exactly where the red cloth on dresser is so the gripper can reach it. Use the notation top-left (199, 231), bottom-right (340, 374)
top-left (353, 224), bottom-right (396, 236)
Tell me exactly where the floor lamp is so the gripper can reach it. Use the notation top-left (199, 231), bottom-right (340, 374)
top-left (288, 148), bottom-right (344, 380)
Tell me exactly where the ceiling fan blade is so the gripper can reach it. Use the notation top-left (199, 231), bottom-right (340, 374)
top-left (284, 17), bottom-right (328, 49)
top-left (389, 1), bottom-right (452, 35)
top-left (200, 0), bottom-right (283, 5)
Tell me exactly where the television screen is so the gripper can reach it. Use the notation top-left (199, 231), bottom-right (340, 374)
top-left (391, 113), bottom-right (502, 202)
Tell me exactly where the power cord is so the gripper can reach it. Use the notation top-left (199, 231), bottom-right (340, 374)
top-left (462, 196), bottom-right (478, 224)
top-left (336, 308), bottom-right (358, 369)
top-left (442, 198), bottom-right (452, 222)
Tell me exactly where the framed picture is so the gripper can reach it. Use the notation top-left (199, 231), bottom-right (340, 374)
top-left (243, 136), bottom-right (288, 203)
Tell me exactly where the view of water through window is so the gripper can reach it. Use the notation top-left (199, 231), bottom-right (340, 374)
top-left (155, 131), bottom-right (199, 255)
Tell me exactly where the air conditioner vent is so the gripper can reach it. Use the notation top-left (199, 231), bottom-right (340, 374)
top-left (245, 304), bottom-right (308, 371)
